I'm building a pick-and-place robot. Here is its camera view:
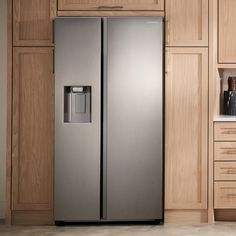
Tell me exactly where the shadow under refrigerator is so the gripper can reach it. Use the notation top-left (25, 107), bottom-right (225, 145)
top-left (54, 17), bottom-right (163, 223)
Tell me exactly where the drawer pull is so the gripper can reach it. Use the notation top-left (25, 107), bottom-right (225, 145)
top-left (220, 167), bottom-right (236, 174)
top-left (221, 128), bottom-right (236, 135)
top-left (222, 150), bottom-right (236, 155)
top-left (221, 148), bottom-right (236, 155)
top-left (224, 170), bottom-right (236, 174)
top-left (226, 193), bottom-right (236, 198)
top-left (98, 5), bottom-right (123, 9)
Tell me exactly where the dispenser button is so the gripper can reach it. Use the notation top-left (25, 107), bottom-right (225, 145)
top-left (72, 86), bottom-right (84, 93)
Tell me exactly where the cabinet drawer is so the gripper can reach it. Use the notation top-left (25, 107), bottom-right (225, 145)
top-left (214, 182), bottom-right (236, 209)
top-left (58, 0), bottom-right (164, 11)
top-left (215, 162), bottom-right (236, 181)
top-left (214, 122), bottom-right (236, 141)
top-left (215, 142), bottom-right (236, 161)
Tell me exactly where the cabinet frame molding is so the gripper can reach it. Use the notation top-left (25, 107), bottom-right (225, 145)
top-left (6, 0), bottom-right (13, 225)
top-left (57, 10), bottom-right (164, 17)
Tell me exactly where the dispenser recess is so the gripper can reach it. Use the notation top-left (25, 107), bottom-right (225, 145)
top-left (64, 86), bottom-right (91, 123)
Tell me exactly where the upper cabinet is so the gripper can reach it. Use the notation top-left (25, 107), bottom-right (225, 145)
top-left (13, 0), bottom-right (56, 46)
top-left (165, 0), bottom-right (208, 46)
top-left (58, 0), bottom-right (164, 11)
top-left (218, 0), bottom-right (236, 63)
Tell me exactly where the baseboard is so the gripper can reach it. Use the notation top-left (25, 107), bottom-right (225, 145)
top-left (11, 210), bottom-right (54, 225)
top-left (215, 209), bottom-right (236, 221)
top-left (0, 201), bottom-right (6, 219)
top-left (165, 210), bottom-right (208, 224)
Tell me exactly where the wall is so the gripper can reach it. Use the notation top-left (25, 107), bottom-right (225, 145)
top-left (0, 0), bottom-right (7, 219)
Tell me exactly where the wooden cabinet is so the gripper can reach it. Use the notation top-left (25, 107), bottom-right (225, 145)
top-left (13, 0), bottom-right (56, 46)
top-left (12, 47), bottom-right (53, 212)
top-left (58, 0), bottom-right (164, 11)
top-left (165, 47), bottom-right (208, 209)
top-left (166, 0), bottom-right (208, 46)
top-left (10, 0), bottom-right (55, 224)
top-left (214, 122), bottom-right (236, 210)
top-left (218, 0), bottom-right (236, 63)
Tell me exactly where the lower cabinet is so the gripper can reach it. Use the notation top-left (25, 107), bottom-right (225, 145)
top-left (165, 47), bottom-right (208, 210)
top-left (12, 47), bottom-right (54, 224)
top-left (214, 122), bottom-right (236, 210)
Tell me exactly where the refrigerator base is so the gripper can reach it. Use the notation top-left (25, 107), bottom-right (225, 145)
top-left (54, 219), bottom-right (164, 226)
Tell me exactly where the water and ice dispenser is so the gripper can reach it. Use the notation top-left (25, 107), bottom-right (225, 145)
top-left (64, 86), bottom-right (91, 123)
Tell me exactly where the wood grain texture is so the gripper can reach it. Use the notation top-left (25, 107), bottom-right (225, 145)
top-left (208, 0), bottom-right (216, 223)
top-left (12, 47), bottom-right (54, 211)
top-left (214, 182), bottom-right (236, 209)
top-left (165, 0), bottom-right (208, 46)
top-left (165, 210), bottom-right (208, 224)
top-left (11, 210), bottom-right (53, 225)
top-left (215, 162), bottom-right (236, 181)
top-left (58, 0), bottom-right (164, 11)
top-left (214, 122), bottom-right (236, 141)
top-left (13, 0), bottom-right (56, 46)
top-left (218, 0), bottom-right (236, 63)
top-left (58, 10), bottom-right (164, 17)
top-left (165, 47), bottom-right (208, 210)
top-left (215, 142), bottom-right (236, 161)
top-left (6, 0), bottom-right (13, 225)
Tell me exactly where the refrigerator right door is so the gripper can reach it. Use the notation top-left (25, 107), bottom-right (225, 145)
top-left (105, 17), bottom-right (163, 220)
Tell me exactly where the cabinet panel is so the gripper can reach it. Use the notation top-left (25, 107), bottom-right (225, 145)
top-left (215, 182), bottom-right (236, 209)
top-left (218, 0), bottom-right (236, 63)
top-left (58, 0), bottom-right (164, 11)
top-left (13, 0), bottom-right (56, 46)
top-left (165, 48), bottom-right (208, 209)
top-left (166, 0), bottom-right (208, 46)
top-left (12, 47), bottom-right (53, 211)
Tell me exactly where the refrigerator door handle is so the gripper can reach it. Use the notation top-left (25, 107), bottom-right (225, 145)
top-left (102, 17), bottom-right (108, 220)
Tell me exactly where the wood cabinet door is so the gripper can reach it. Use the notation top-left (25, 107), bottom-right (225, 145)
top-left (12, 47), bottom-right (54, 211)
top-left (165, 48), bottom-right (208, 209)
top-left (58, 0), bottom-right (164, 11)
top-left (13, 0), bottom-right (56, 46)
top-left (166, 0), bottom-right (208, 46)
top-left (218, 0), bottom-right (236, 63)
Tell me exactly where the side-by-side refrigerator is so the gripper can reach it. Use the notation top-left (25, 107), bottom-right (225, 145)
top-left (54, 17), bottom-right (163, 223)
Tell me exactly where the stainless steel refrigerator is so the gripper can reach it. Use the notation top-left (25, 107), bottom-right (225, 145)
top-left (54, 17), bottom-right (163, 224)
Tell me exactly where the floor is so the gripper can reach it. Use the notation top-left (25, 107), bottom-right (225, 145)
top-left (1, 223), bottom-right (236, 236)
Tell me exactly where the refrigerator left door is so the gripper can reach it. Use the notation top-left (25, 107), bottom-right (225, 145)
top-left (54, 18), bottom-right (101, 221)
